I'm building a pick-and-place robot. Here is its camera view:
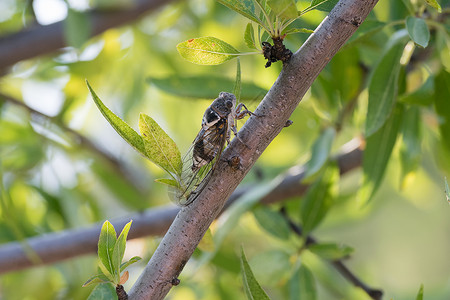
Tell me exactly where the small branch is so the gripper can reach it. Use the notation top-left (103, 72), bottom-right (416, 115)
top-left (0, 0), bottom-right (178, 72)
top-left (0, 141), bottom-right (361, 274)
top-left (280, 208), bottom-right (383, 300)
top-left (0, 92), bottom-right (142, 193)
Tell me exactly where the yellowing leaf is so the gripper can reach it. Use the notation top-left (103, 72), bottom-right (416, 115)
top-left (177, 37), bottom-right (241, 65)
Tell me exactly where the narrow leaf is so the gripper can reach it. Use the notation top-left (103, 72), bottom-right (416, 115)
top-left (416, 284), bottom-right (424, 300)
top-left (234, 58), bottom-right (242, 101)
top-left (298, 265), bottom-right (317, 300)
top-left (308, 243), bottom-right (354, 260)
top-left (148, 75), bottom-right (267, 100)
top-left (138, 113), bottom-right (182, 176)
top-left (98, 259), bottom-right (115, 282)
top-left (406, 17), bottom-right (430, 48)
top-left (119, 271), bottom-right (129, 285)
top-left (217, 0), bottom-right (261, 24)
top-left (86, 81), bottom-right (147, 157)
top-left (155, 178), bottom-right (179, 188)
top-left (284, 28), bottom-right (314, 35)
top-left (301, 163), bottom-right (339, 236)
top-left (82, 274), bottom-right (110, 287)
top-left (98, 221), bottom-right (117, 275)
top-left (304, 0), bottom-right (339, 13)
top-left (112, 220), bottom-right (132, 281)
top-left (366, 39), bottom-right (406, 137)
top-left (360, 105), bottom-right (404, 203)
top-left (253, 206), bottom-right (290, 240)
top-left (240, 247), bottom-right (271, 300)
top-left (120, 256), bottom-right (142, 272)
top-left (424, 0), bottom-right (441, 12)
top-left (87, 283), bottom-right (117, 300)
top-left (244, 23), bottom-right (257, 50)
top-left (304, 127), bottom-right (336, 179)
top-left (268, 0), bottom-right (298, 19)
top-left (399, 106), bottom-right (421, 189)
top-left (177, 37), bottom-right (241, 65)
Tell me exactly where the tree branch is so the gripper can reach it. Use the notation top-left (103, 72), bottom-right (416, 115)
top-left (128, 2), bottom-right (378, 298)
top-left (0, 0), bottom-right (178, 72)
top-left (0, 141), bottom-right (361, 274)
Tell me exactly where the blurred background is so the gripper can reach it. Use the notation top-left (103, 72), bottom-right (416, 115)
top-left (0, 0), bottom-right (449, 299)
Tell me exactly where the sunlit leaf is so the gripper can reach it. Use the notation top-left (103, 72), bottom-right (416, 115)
top-left (148, 75), bottom-right (267, 100)
top-left (406, 17), bottom-right (430, 48)
top-left (289, 265), bottom-right (316, 300)
top-left (154, 178), bottom-right (179, 188)
top-left (253, 206), bottom-right (290, 240)
top-left (86, 81), bottom-right (147, 157)
top-left (86, 283), bottom-right (117, 300)
top-left (301, 163), bottom-right (339, 236)
top-left (365, 39), bottom-right (406, 137)
top-left (423, 0), bottom-right (442, 12)
top-left (244, 23), bottom-right (257, 50)
top-left (112, 220), bottom-right (132, 282)
top-left (284, 28), bottom-right (314, 35)
top-left (120, 256), bottom-right (142, 272)
top-left (177, 37), bottom-right (241, 65)
top-left (398, 76), bottom-right (434, 106)
top-left (98, 221), bottom-right (117, 276)
top-left (217, 0), bottom-right (261, 24)
top-left (267, 0), bottom-right (298, 19)
top-left (138, 113), bottom-right (182, 176)
top-left (360, 105), bottom-right (404, 203)
top-left (308, 243), bottom-right (354, 260)
top-left (304, 127), bottom-right (336, 180)
top-left (240, 247), bottom-right (271, 300)
top-left (64, 9), bottom-right (91, 48)
top-left (303, 0), bottom-right (339, 13)
top-left (82, 274), bottom-right (110, 287)
top-left (399, 106), bottom-right (421, 189)
top-left (416, 284), bottom-right (424, 300)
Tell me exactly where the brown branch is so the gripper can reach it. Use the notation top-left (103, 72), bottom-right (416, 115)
top-left (0, 141), bottom-right (362, 274)
top-left (128, 1), bottom-right (378, 298)
top-left (0, 0), bottom-right (178, 72)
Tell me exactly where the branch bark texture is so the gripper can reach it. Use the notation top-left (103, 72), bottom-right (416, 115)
top-left (129, 0), bottom-right (378, 299)
top-left (0, 0), bottom-right (176, 71)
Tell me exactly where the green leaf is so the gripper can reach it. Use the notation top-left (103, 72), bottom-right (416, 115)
top-left (217, 0), bottom-right (261, 24)
top-left (360, 105), bottom-right (404, 203)
top-left (301, 163), bottom-right (339, 236)
top-left (177, 37), bottom-right (241, 65)
top-left (138, 113), bottom-right (182, 176)
top-left (434, 70), bottom-right (450, 151)
top-left (365, 38), bottom-right (406, 137)
top-left (244, 23), bottom-right (257, 50)
top-left (98, 221), bottom-right (117, 276)
top-left (304, 0), bottom-right (339, 13)
top-left (283, 28), bottom-right (314, 35)
top-left (86, 81), bottom-right (147, 157)
top-left (234, 58), bottom-right (242, 101)
top-left (398, 75), bottom-right (434, 106)
top-left (64, 9), bottom-right (91, 48)
top-left (308, 243), bottom-right (354, 260)
top-left (120, 256), bottom-right (142, 272)
top-left (416, 284), bottom-right (424, 300)
top-left (406, 17), bottom-right (430, 48)
top-left (267, 0), bottom-right (298, 19)
top-left (82, 274), bottom-right (110, 287)
top-left (345, 20), bottom-right (386, 46)
top-left (87, 283), bottom-right (117, 300)
top-left (148, 75), bottom-right (267, 100)
top-left (240, 247), bottom-right (271, 300)
top-left (112, 220), bottom-right (132, 282)
top-left (423, 0), bottom-right (442, 12)
top-left (399, 106), bottom-right (421, 189)
top-left (155, 178), bottom-right (179, 188)
top-left (304, 128), bottom-right (336, 180)
top-left (98, 259), bottom-right (115, 282)
top-left (293, 265), bottom-right (317, 300)
top-left (253, 206), bottom-right (290, 240)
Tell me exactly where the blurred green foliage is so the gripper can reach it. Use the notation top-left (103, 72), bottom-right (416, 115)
top-left (0, 0), bottom-right (450, 299)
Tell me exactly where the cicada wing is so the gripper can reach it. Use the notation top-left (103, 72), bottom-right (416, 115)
top-left (169, 124), bottom-right (227, 206)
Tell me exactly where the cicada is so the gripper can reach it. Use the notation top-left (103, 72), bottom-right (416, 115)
top-left (170, 92), bottom-right (253, 206)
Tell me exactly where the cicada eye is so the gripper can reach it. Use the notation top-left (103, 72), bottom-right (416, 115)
top-left (226, 100), bottom-right (233, 108)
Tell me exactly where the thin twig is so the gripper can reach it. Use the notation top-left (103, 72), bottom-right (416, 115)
top-left (279, 208), bottom-right (383, 300)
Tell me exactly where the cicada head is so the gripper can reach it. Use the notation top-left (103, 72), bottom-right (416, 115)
top-left (210, 92), bottom-right (236, 118)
